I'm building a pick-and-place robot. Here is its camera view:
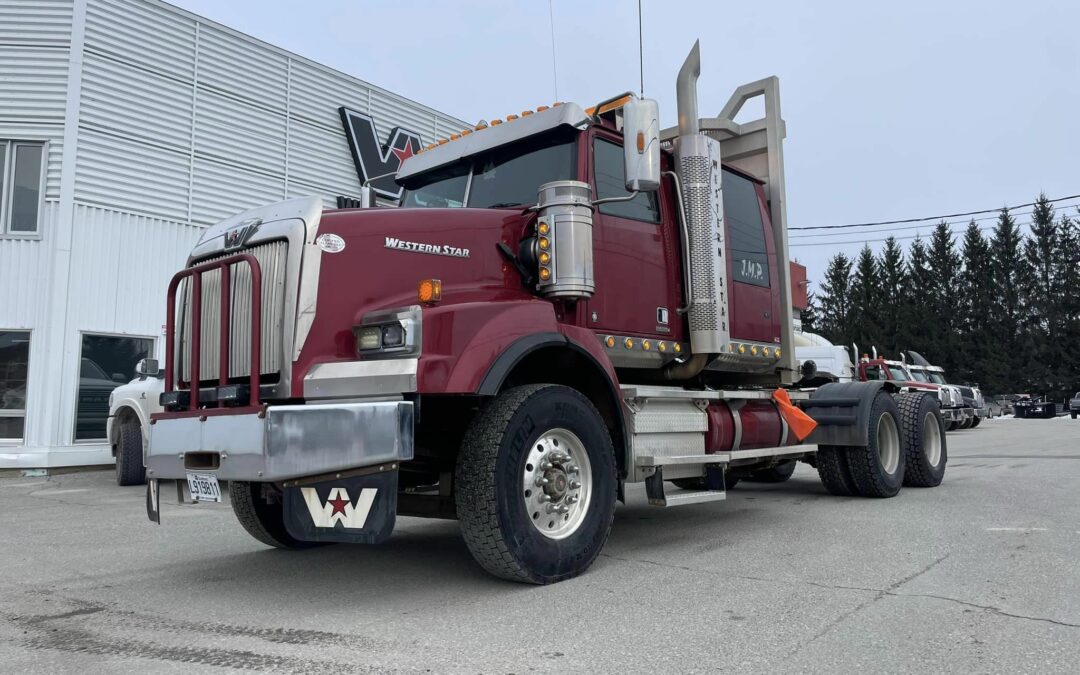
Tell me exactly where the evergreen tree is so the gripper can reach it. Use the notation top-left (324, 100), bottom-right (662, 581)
top-left (898, 236), bottom-right (933, 362)
top-left (958, 221), bottom-right (997, 389)
top-left (848, 245), bottom-right (883, 353)
top-left (877, 236), bottom-right (906, 355)
top-left (988, 207), bottom-right (1027, 393)
top-left (1056, 213), bottom-right (1080, 397)
top-left (818, 253), bottom-right (854, 346)
top-left (926, 221), bottom-right (962, 373)
top-left (801, 291), bottom-right (820, 334)
top-left (1022, 194), bottom-right (1061, 395)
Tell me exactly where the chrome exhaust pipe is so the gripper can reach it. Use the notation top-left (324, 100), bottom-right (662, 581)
top-left (676, 40), bottom-right (700, 136)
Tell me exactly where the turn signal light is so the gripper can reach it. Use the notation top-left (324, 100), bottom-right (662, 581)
top-left (538, 221), bottom-right (550, 235)
top-left (605, 336), bottom-right (616, 348)
top-left (539, 251), bottom-right (551, 265)
top-left (539, 268), bottom-right (551, 281)
top-left (642, 340), bottom-right (651, 351)
top-left (417, 278), bottom-right (442, 304)
top-left (538, 237), bottom-right (550, 250)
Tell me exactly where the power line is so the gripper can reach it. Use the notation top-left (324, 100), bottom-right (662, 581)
top-left (788, 208), bottom-right (1044, 240)
top-left (789, 221), bottom-right (1036, 248)
top-left (791, 193), bottom-right (1080, 231)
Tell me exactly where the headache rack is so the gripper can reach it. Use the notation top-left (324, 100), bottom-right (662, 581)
top-left (164, 253), bottom-right (263, 412)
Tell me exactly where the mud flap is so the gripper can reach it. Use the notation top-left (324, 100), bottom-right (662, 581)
top-left (146, 478), bottom-right (160, 524)
top-left (282, 470), bottom-right (398, 544)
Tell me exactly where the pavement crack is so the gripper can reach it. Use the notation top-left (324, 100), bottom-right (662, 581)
top-left (892, 593), bottom-right (1080, 629)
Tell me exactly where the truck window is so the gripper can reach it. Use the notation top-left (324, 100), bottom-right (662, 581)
top-left (400, 163), bottom-right (468, 208)
top-left (592, 138), bottom-right (660, 222)
top-left (467, 130), bottom-right (578, 208)
top-left (723, 169), bottom-right (770, 288)
top-left (399, 129), bottom-right (577, 209)
top-left (864, 365), bottom-right (887, 381)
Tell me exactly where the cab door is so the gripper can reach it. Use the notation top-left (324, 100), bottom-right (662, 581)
top-left (587, 133), bottom-right (677, 339)
top-left (724, 169), bottom-right (781, 344)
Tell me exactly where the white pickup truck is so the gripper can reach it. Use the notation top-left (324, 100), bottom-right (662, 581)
top-left (106, 358), bottom-right (164, 486)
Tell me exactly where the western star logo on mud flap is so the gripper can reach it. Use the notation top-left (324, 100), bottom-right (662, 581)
top-left (301, 487), bottom-right (378, 529)
top-left (384, 236), bottom-right (470, 258)
top-left (339, 107), bottom-right (424, 201)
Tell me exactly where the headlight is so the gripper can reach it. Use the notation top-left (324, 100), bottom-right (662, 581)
top-left (353, 306), bottom-right (421, 358)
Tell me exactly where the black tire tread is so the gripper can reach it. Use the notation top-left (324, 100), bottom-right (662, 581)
top-left (456, 384), bottom-right (615, 584)
top-left (897, 392), bottom-right (947, 488)
top-left (847, 392), bottom-right (905, 498)
top-left (748, 459), bottom-right (797, 483)
top-left (115, 419), bottom-right (146, 486)
top-left (230, 481), bottom-right (314, 549)
top-left (816, 445), bottom-right (858, 496)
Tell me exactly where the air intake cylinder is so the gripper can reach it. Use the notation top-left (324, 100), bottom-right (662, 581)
top-left (535, 180), bottom-right (595, 299)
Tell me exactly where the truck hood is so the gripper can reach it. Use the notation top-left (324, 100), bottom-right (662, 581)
top-left (292, 206), bottom-right (535, 385)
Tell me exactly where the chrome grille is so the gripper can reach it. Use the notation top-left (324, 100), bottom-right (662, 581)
top-left (179, 240), bottom-right (288, 383)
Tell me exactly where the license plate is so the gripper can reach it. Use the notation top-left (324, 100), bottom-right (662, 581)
top-left (186, 472), bottom-right (222, 502)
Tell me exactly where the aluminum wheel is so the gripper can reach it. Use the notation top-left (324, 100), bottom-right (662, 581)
top-left (522, 428), bottom-right (592, 540)
top-left (922, 411), bottom-right (942, 467)
top-left (877, 412), bottom-right (900, 474)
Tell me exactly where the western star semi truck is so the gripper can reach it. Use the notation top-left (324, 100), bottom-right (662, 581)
top-left (146, 42), bottom-right (948, 583)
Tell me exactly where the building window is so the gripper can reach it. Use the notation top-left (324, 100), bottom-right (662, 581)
top-left (1, 140), bottom-right (46, 235)
top-left (592, 138), bottom-right (661, 223)
top-left (74, 334), bottom-right (154, 442)
top-left (0, 331), bottom-right (31, 443)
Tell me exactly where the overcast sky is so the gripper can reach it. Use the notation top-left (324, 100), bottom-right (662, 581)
top-left (169, 0), bottom-right (1080, 290)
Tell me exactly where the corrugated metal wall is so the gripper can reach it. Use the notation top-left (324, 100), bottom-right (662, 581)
top-left (2, 0), bottom-right (467, 461)
top-left (76, 0), bottom-right (468, 225)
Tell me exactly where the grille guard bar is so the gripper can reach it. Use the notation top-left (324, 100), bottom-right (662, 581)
top-left (164, 253), bottom-right (263, 411)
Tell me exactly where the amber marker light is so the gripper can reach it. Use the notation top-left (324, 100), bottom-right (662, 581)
top-left (537, 221), bottom-right (550, 235)
top-left (539, 268), bottom-right (551, 281)
top-left (624, 338), bottom-right (634, 349)
top-left (538, 236), bottom-right (550, 250)
top-left (674, 343), bottom-right (682, 353)
top-left (658, 342), bottom-right (667, 352)
top-left (605, 336), bottom-right (616, 348)
top-left (539, 251), bottom-right (551, 265)
top-left (751, 345), bottom-right (759, 356)
top-left (738, 344), bottom-right (747, 354)
top-left (642, 340), bottom-right (651, 351)
top-left (417, 278), bottom-right (442, 304)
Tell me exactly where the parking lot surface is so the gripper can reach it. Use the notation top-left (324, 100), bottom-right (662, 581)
top-left (1, 417), bottom-right (1078, 673)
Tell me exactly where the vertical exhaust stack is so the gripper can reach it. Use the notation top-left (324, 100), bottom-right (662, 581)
top-left (674, 41), bottom-right (729, 356)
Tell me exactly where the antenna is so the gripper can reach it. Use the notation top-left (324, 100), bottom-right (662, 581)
top-left (638, 0), bottom-right (644, 95)
top-left (548, 0), bottom-right (559, 101)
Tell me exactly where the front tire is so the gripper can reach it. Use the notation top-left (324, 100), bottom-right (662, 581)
top-left (115, 420), bottom-right (146, 486)
top-left (231, 482), bottom-right (320, 549)
top-left (455, 384), bottom-right (617, 584)
top-left (846, 392), bottom-right (906, 498)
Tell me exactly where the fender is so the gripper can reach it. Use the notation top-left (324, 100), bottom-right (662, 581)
top-left (802, 380), bottom-right (890, 447)
top-left (107, 400), bottom-right (150, 447)
top-left (417, 300), bottom-right (562, 394)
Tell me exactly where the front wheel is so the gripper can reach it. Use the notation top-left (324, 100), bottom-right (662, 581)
top-left (231, 482), bottom-right (321, 550)
top-left (115, 420), bottom-right (146, 486)
top-left (455, 385), bottom-right (617, 584)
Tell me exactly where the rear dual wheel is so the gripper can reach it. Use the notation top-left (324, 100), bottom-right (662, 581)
top-left (895, 392), bottom-right (947, 487)
top-left (815, 391), bottom-right (906, 498)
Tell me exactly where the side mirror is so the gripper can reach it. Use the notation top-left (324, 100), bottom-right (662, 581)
top-left (622, 97), bottom-right (660, 192)
top-left (135, 358), bottom-right (160, 377)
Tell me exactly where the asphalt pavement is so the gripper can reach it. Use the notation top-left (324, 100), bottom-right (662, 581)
top-left (2, 417), bottom-right (1079, 673)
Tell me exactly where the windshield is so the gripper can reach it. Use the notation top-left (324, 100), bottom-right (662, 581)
top-left (80, 358), bottom-right (109, 381)
top-left (400, 129), bottom-right (578, 209)
top-left (892, 365), bottom-right (914, 381)
top-left (909, 369), bottom-right (929, 382)
top-left (928, 372), bottom-right (947, 385)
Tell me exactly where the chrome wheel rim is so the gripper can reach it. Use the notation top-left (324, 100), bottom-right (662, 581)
top-left (923, 411), bottom-right (942, 467)
top-left (522, 428), bottom-right (592, 540)
top-left (877, 413), bottom-right (900, 474)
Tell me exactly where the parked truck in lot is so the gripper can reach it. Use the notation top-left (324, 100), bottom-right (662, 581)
top-left (857, 354), bottom-right (971, 431)
top-left (145, 43), bottom-right (948, 583)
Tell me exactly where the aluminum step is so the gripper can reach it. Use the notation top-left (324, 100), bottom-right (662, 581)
top-left (649, 488), bottom-right (727, 507)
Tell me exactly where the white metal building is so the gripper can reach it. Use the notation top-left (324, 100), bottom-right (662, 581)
top-left (0, 0), bottom-right (467, 468)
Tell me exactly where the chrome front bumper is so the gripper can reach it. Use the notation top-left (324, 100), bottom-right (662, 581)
top-left (147, 400), bottom-right (414, 481)
top-left (942, 406), bottom-right (974, 422)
